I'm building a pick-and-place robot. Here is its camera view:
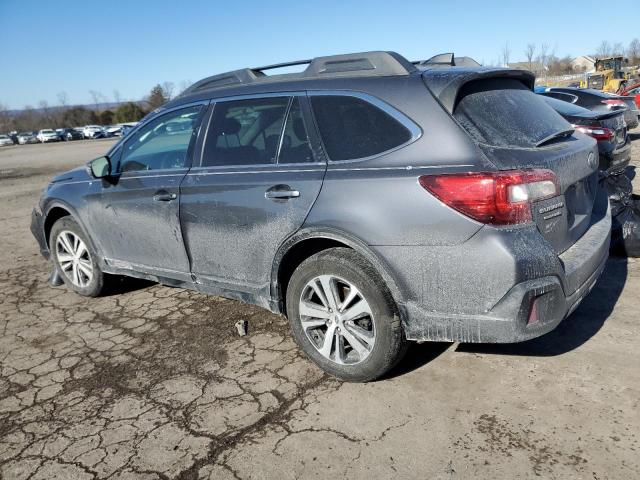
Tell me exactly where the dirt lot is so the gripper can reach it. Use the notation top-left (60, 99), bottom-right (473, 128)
top-left (1, 135), bottom-right (639, 480)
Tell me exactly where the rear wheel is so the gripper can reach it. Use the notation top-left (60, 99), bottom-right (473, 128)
top-left (286, 248), bottom-right (407, 382)
top-left (50, 217), bottom-right (107, 297)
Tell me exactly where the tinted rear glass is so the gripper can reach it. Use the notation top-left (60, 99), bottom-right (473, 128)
top-left (454, 78), bottom-right (570, 148)
top-left (310, 95), bottom-right (411, 161)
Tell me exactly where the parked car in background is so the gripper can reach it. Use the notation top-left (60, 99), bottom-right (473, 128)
top-left (540, 87), bottom-right (639, 130)
top-left (31, 51), bottom-right (611, 381)
top-left (17, 132), bottom-right (38, 144)
top-left (541, 96), bottom-right (630, 173)
top-left (36, 129), bottom-right (60, 143)
top-left (104, 125), bottom-right (123, 137)
top-left (57, 128), bottom-right (84, 141)
top-left (120, 124), bottom-right (136, 137)
top-left (619, 82), bottom-right (640, 109)
top-left (0, 134), bottom-right (14, 147)
top-left (82, 125), bottom-right (104, 139)
top-left (7, 131), bottom-right (19, 144)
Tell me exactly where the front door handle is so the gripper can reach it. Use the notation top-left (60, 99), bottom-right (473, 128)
top-left (153, 190), bottom-right (177, 202)
top-left (265, 185), bottom-right (300, 200)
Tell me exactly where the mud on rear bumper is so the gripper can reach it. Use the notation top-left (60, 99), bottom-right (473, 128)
top-left (401, 194), bottom-right (611, 344)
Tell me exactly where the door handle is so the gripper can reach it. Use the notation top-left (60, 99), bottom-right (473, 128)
top-left (265, 185), bottom-right (300, 200)
top-left (153, 190), bottom-right (177, 202)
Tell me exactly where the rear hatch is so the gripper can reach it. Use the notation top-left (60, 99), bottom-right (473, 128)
top-left (422, 70), bottom-right (600, 254)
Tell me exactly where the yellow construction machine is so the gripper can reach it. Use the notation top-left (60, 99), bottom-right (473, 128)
top-left (581, 56), bottom-right (629, 93)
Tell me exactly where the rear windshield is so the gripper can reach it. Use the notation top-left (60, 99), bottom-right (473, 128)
top-left (453, 78), bottom-right (570, 148)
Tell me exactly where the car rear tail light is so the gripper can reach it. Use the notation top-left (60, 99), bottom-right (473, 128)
top-left (601, 99), bottom-right (626, 108)
top-left (571, 124), bottom-right (615, 142)
top-left (418, 169), bottom-right (559, 225)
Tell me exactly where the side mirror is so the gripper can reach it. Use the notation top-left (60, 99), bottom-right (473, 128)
top-left (87, 155), bottom-right (111, 178)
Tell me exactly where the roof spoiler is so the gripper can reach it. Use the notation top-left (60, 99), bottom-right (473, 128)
top-left (422, 68), bottom-right (536, 114)
top-left (415, 53), bottom-right (482, 68)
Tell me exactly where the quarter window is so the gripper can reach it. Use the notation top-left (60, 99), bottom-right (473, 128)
top-left (202, 97), bottom-right (289, 167)
top-left (310, 95), bottom-right (412, 161)
top-left (118, 106), bottom-right (201, 173)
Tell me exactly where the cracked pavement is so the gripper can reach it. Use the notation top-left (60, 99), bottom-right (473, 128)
top-left (1, 137), bottom-right (639, 479)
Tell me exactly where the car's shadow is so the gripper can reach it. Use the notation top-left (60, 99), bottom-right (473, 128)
top-left (384, 257), bottom-right (628, 379)
top-left (102, 276), bottom-right (156, 296)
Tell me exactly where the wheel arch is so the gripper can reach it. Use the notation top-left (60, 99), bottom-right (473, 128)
top-left (43, 200), bottom-right (101, 260)
top-left (271, 227), bottom-right (407, 320)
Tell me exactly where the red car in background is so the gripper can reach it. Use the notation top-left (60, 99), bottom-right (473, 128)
top-left (620, 82), bottom-right (640, 109)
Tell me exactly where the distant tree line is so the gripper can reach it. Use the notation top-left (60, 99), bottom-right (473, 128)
top-left (492, 38), bottom-right (640, 76)
top-left (0, 81), bottom-right (185, 133)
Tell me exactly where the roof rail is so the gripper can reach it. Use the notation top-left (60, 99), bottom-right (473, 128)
top-left (180, 51), bottom-right (417, 96)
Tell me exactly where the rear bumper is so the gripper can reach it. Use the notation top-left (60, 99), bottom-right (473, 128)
top-left (374, 188), bottom-right (611, 343)
top-left (602, 140), bottom-right (631, 173)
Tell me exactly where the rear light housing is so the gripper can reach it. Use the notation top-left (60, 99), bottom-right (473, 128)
top-left (571, 124), bottom-right (615, 142)
top-left (601, 99), bottom-right (626, 109)
top-left (419, 169), bottom-right (559, 225)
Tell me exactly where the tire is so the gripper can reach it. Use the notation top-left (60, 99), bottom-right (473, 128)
top-left (49, 216), bottom-right (106, 297)
top-left (286, 247), bottom-right (407, 382)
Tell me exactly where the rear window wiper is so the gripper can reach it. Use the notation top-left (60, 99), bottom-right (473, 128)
top-left (535, 128), bottom-right (575, 147)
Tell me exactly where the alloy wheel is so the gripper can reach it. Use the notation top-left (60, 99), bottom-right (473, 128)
top-left (299, 275), bottom-right (375, 365)
top-left (56, 230), bottom-right (93, 288)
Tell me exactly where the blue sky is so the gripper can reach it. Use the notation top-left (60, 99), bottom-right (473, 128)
top-left (0, 0), bottom-right (636, 109)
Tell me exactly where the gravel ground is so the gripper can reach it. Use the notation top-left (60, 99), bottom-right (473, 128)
top-left (0, 133), bottom-right (639, 480)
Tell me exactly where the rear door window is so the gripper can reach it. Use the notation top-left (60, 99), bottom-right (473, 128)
top-left (310, 95), bottom-right (412, 161)
top-left (454, 78), bottom-right (571, 148)
top-left (202, 97), bottom-right (289, 167)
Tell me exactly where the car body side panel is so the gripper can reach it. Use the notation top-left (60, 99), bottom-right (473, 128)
top-left (84, 170), bottom-right (192, 280)
top-left (180, 165), bottom-right (326, 294)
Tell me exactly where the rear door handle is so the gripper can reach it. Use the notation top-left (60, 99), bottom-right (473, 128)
top-left (265, 185), bottom-right (300, 200)
top-left (153, 190), bottom-right (177, 202)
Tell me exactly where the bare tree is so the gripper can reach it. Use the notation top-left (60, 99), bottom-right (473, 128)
top-left (628, 38), bottom-right (640, 64)
top-left (537, 43), bottom-right (550, 71)
top-left (524, 43), bottom-right (536, 70)
top-left (113, 89), bottom-right (122, 104)
top-left (38, 100), bottom-right (53, 127)
top-left (89, 90), bottom-right (102, 111)
top-left (161, 81), bottom-right (175, 101)
top-left (595, 41), bottom-right (612, 58)
top-left (500, 42), bottom-right (511, 67)
top-left (0, 102), bottom-right (12, 132)
top-left (57, 92), bottom-right (68, 107)
top-left (612, 42), bottom-right (624, 56)
top-left (178, 80), bottom-right (192, 95)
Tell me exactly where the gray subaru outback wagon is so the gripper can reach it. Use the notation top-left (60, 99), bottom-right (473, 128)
top-left (31, 51), bottom-right (611, 381)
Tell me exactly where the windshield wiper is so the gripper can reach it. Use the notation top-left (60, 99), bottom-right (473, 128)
top-left (535, 128), bottom-right (575, 147)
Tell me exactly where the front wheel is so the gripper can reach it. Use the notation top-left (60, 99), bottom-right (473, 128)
top-left (286, 248), bottom-right (407, 382)
top-left (50, 217), bottom-right (107, 297)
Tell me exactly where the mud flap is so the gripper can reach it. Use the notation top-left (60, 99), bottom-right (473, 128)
top-left (48, 267), bottom-right (64, 287)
